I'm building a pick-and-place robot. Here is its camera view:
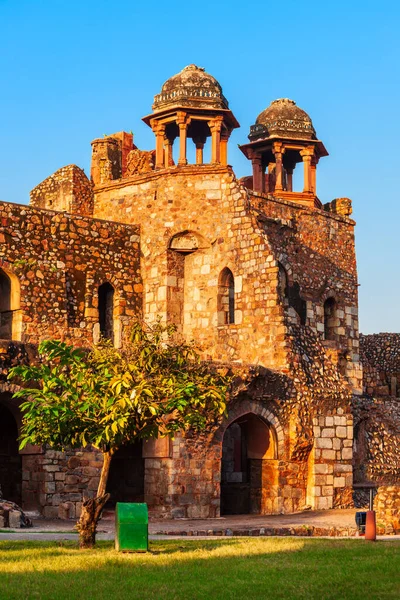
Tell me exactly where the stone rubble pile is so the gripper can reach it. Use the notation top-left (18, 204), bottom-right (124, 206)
top-left (0, 486), bottom-right (32, 528)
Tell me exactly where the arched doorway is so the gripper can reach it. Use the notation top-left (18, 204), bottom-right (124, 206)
top-left (221, 413), bottom-right (277, 515)
top-left (0, 402), bottom-right (22, 504)
top-left (107, 442), bottom-right (144, 506)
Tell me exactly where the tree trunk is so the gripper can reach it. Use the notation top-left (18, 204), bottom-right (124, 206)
top-left (76, 451), bottom-right (112, 549)
top-left (97, 451), bottom-right (112, 497)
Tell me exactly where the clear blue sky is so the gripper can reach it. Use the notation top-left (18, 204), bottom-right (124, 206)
top-left (0, 0), bottom-right (399, 334)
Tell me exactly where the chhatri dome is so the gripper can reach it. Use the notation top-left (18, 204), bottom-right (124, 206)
top-left (240, 98), bottom-right (328, 207)
top-left (152, 64), bottom-right (229, 111)
top-left (143, 64), bottom-right (239, 169)
top-left (250, 98), bottom-right (316, 141)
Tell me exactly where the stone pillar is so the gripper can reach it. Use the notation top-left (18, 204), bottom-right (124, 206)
top-left (311, 156), bottom-right (318, 195)
top-left (151, 122), bottom-right (166, 169)
top-left (251, 155), bottom-right (263, 192)
top-left (286, 166), bottom-right (294, 192)
top-left (220, 131), bottom-right (230, 166)
top-left (300, 148), bottom-right (314, 193)
top-left (193, 137), bottom-right (206, 165)
top-left (208, 117), bottom-right (223, 164)
top-left (268, 162), bottom-right (276, 192)
top-left (177, 112), bottom-right (188, 166)
top-left (273, 142), bottom-right (285, 192)
top-left (164, 137), bottom-right (174, 168)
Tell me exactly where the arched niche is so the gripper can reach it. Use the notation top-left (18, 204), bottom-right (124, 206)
top-left (167, 231), bottom-right (210, 334)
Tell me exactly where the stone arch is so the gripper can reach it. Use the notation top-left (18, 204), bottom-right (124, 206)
top-left (168, 230), bottom-right (210, 252)
top-left (276, 254), bottom-right (294, 286)
top-left (218, 399), bottom-right (284, 458)
top-left (0, 265), bottom-right (22, 341)
top-left (219, 402), bottom-right (283, 515)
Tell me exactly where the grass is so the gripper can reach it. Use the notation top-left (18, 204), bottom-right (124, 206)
top-left (0, 538), bottom-right (399, 599)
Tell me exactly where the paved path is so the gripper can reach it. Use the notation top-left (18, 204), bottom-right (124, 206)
top-left (1, 509), bottom-right (399, 541)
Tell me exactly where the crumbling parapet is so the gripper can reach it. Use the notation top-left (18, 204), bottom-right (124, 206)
top-left (30, 164), bottom-right (93, 216)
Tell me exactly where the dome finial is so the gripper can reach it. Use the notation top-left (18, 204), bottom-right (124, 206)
top-left (184, 64), bottom-right (205, 72)
top-left (152, 64), bottom-right (228, 111)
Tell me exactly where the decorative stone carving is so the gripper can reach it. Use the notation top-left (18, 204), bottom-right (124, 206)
top-left (125, 149), bottom-right (154, 177)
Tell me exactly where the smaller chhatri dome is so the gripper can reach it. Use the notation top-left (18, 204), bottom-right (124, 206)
top-left (250, 98), bottom-right (316, 141)
top-left (153, 64), bottom-right (229, 111)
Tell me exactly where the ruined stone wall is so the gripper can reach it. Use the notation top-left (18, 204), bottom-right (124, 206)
top-left (375, 485), bottom-right (400, 533)
top-left (30, 165), bottom-right (93, 216)
top-left (251, 192), bottom-right (361, 392)
top-left (360, 333), bottom-right (400, 397)
top-left (0, 200), bottom-right (141, 346)
top-left (352, 395), bottom-right (400, 485)
top-left (351, 334), bottom-right (400, 490)
top-left (22, 446), bottom-right (102, 519)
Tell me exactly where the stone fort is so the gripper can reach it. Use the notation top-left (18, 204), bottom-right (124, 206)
top-left (0, 65), bottom-right (399, 523)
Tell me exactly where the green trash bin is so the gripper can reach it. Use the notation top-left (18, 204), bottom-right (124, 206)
top-left (115, 503), bottom-right (148, 552)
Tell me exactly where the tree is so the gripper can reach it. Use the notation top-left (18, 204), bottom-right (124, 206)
top-left (9, 321), bottom-right (230, 548)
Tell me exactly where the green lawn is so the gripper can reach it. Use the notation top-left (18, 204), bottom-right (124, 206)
top-left (0, 538), bottom-right (399, 599)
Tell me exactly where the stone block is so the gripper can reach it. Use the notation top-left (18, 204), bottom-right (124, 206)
top-left (315, 475), bottom-right (327, 485)
top-left (58, 502), bottom-right (74, 520)
top-left (321, 428), bottom-right (335, 438)
top-left (315, 497), bottom-right (329, 510)
top-left (314, 464), bottom-right (329, 474)
top-left (334, 477), bottom-right (345, 488)
top-left (322, 449), bottom-right (336, 460)
top-left (342, 448), bottom-right (352, 460)
top-left (43, 506), bottom-right (59, 519)
top-left (316, 438), bottom-right (333, 449)
top-left (9, 511), bottom-right (21, 528)
top-left (336, 426), bottom-right (347, 439)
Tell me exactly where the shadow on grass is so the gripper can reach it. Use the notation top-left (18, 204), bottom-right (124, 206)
top-left (0, 539), bottom-right (399, 600)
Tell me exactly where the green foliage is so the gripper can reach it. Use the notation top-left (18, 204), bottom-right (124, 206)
top-left (8, 320), bottom-right (230, 454)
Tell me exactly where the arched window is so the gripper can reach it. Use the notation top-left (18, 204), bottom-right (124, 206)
top-left (98, 282), bottom-right (114, 341)
top-left (218, 268), bottom-right (235, 325)
top-left (324, 297), bottom-right (337, 341)
top-left (0, 269), bottom-right (14, 340)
